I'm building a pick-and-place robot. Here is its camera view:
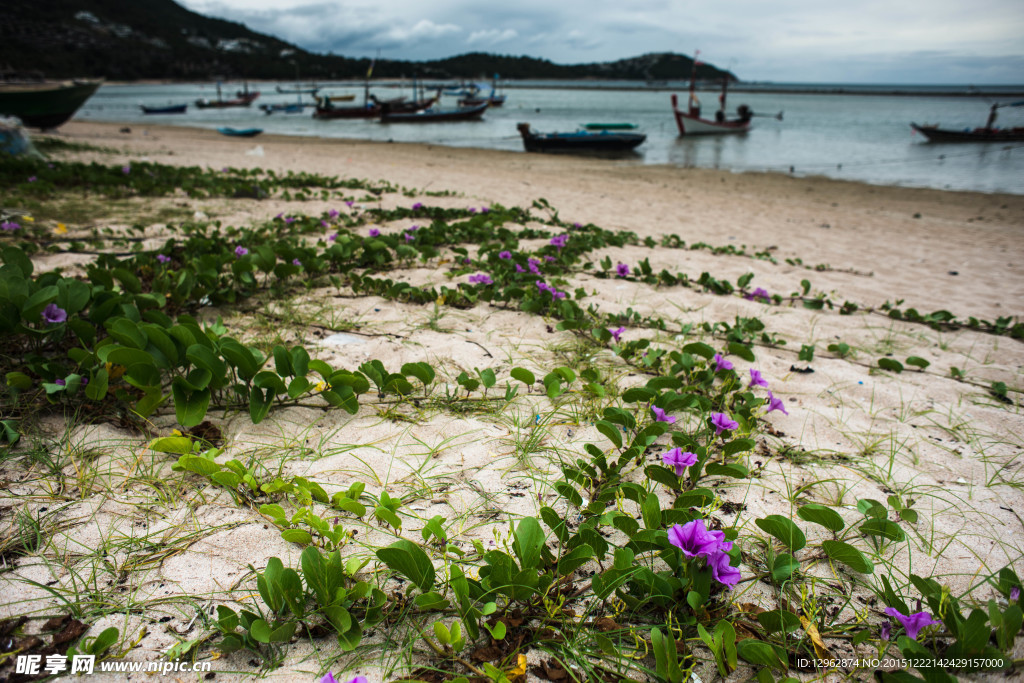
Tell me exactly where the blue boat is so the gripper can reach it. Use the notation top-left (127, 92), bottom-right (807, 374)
top-left (217, 127), bottom-right (263, 138)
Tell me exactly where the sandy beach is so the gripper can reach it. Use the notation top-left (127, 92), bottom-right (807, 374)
top-left (1, 120), bottom-right (1022, 682)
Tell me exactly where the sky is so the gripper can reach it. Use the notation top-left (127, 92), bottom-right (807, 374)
top-left (177, 0), bottom-right (1024, 84)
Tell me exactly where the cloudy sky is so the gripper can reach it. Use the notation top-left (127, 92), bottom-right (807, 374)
top-left (178, 0), bottom-right (1024, 84)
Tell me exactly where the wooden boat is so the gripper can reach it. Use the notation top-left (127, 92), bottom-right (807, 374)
top-left (196, 82), bottom-right (259, 109)
top-left (380, 102), bottom-right (488, 123)
top-left (313, 102), bottom-right (381, 119)
top-left (260, 102), bottom-right (308, 114)
top-left (217, 127), bottom-right (263, 138)
top-left (141, 103), bottom-right (187, 114)
top-left (325, 94), bottom-right (356, 102)
top-left (911, 101), bottom-right (1024, 142)
top-left (517, 123), bottom-right (646, 152)
top-left (0, 79), bottom-right (102, 128)
top-left (671, 53), bottom-right (752, 135)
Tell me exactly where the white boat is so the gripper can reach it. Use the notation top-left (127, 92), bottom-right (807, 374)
top-left (670, 52), bottom-right (752, 136)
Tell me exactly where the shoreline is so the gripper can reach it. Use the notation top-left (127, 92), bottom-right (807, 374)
top-left (103, 78), bottom-right (1024, 97)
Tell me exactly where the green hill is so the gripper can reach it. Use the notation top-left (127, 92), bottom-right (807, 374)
top-left (0, 0), bottom-right (735, 82)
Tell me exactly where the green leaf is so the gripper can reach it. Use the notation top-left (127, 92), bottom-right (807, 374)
top-left (705, 462), bottom-right (749, 478)
top-left (755, 515), bottom-right (806, 551)
top-left (148, 436), bottom-right (194, 455)
top-left (859, 519), bottom-right (906, 542)
top-left (770, 554), bottom-right (800, 581)
top-left (737, 639), bottom-right (788, 671)
top-left (510, 367), bottom-right (535, 386)
top-left (727, 341), bottom-right (755, 362)
top-left (878, 358), bottom-right (904, 373)
top-left (595, 420), bottom-right (622, 449)
top-left (280, 529), bottom-right (313, 544)
top-left (723, 438), bottom-right (755, 457)
top-left (376, 539), bottom-right (435, 592)
top-left (683, 342), bottom-right (715, 359)
top-left (512, 517), bottom-right (545, 571)
top-left (757, 609), bottom-right (802, 634)
top-left (905, 356), bottom-right (930, 370)
top-left (797, 503), bottom-right (845, 532)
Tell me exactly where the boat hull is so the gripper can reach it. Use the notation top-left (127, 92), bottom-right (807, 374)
top-left (0, 80), bottom-right (102, 128)
top-left (911, 123), bottom-right (1024, 142)
top-left (313, 104), bottom-right (381, 119)
top-left (517, 123), bottom-right (645, 152)
top-left (217, 127), bottom-right (263, 138)
top-left (141, 104), bottom-right (187, 114)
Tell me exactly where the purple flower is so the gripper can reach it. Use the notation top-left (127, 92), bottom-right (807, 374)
top-left (884, 608), bottom-right (940, 640)
top-left (292, 258), bottom-right (302, 266)
top-left (713, 353), bottom-right (734, 372)
top-left (481, 206), bottom-right (490, 213)
top-left (220, 167), bottom-right (229, 173)
top-left (499, 250), bottom-right (512, 259)
top-left (348, 677), bottom-right (369, 683)
top-left (528, 258), bottom-right (541, 275)
top-left (284, 216), bottom-right (296, 224)
top-left (616, 262), bottom-right (630, 277)
top-left (553, 289), bottom-right (566, 299)
top-left (463, 257), bottom-right (471, 264)
top-left (662, 447), bottom-right (697, 475)
top-left (766, 391), bottom-right (789, 415)
top-left (708, 529), bottom-right (733, 552)
top-left (515, 263), bottom-right (525, 273)
top-left (156, 254), bottom-right (171, 263)
top-left (710, 412), bottom-right (738, 435)
top-left (880, 621), bottom-right (891, 641)
top-left (469, 273), bottom-right (493, 285)
top-left (274, 213), bottom-right (283, 220)
top-left (1012, 587), bottom-right (1021, 602)
top-left (1, 221), bottom-right (20, 231)
top-left (368, 228), bottom-right (380, 237)
top-left (81, 377), bottom-right (88, 387)
top-left (321, 675), bottom-right (338, 683)
top-left (550, 234), bottom-right (568, 249)
top-left (536, 280), bottom-right (552, 293)
top-left (611, 326), bottom-right (625, 342)
top-left (27, 176), bottom-right (36, 182)
top-left (235, 246), bottom-right (248, 257)
top-left (708, 550), bottom-right (741, 587)
top-left (408, 224), bottom-right (419, 231)
top-left (749, 368), bottom-right (768, 388)
top-left (328, 209), bottom-right (339, 219)
top-left (321, 220), bottom-right (330, 228)
top-left (55, 379), bottom-right (66, 386)
top-left (121, 166), bottom-right (131, 174)
top-left (651, 406), bottom-right (676, 424)
top-left (404, 232), bottom-right (414, 242)
top-left (468, 207), bottom-right (477, 213)
top-left (345, 200), bottom-right (354, 208)
top-left (412, 202), bottom-right (423, 210)
top-left (573, 222), bottom-right (582, 229)
top-left (668, 519), bottom-right (719, 557)
top-left (746, 287), bottom-right (770, 302)
top-left (41, 303), bottom-right (67, 324)
top-left (329, 233), bottom-right (338, 242)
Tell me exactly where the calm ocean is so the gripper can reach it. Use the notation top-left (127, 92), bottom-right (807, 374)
top-left (76, 82), bottom-right (1024, 195)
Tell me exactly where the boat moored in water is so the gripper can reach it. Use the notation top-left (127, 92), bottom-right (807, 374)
top-left (517, 122), bottom-right (646, 152)
top-left (911, 100), bottom-right (1024, 142)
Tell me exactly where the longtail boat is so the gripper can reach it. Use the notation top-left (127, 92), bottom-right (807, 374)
top-left (517, 123), bottom-right (646, 152)
top-left (911, 101), bottom-right (1024, 142)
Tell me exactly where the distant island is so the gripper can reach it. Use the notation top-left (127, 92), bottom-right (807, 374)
top-left (0, 0), bottom-right (734, 83)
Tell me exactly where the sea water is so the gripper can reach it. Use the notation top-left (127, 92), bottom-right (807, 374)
top-left (76, 82), bottom-right (1024, 195)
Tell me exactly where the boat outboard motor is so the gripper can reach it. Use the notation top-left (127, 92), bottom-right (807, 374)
top-left (737, 105), bottom-right (753, 123)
